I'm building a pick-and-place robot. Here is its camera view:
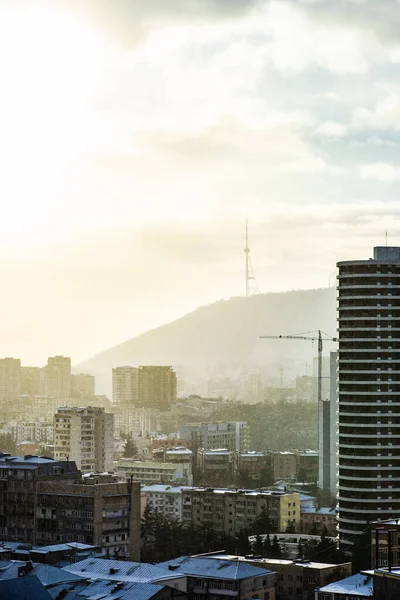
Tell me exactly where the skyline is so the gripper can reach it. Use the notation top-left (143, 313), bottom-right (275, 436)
top-left (1, 0), bottom-right (400, 364)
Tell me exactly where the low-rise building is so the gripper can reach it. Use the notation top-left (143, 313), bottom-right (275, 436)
top-left (117, 458), bottom-right (193, 485)
top-left (197, 449), bottom-right (234, 482)
top-left (316, 571), bottom-right (373, 599)
top-left (142, 484), bottom-right (184, 521)
top-left (158, 555), bottom-right (276, 600)
top-left (272, 452), bottom-right (298, 481)
top-left (181, 487), bottom-right (300, 535)
top-left (237, 451), bottom-right (273, 485)
top-left (179, 421), bottom-right (251, 451)
top-left (301, 507), bottom-right (337, 535)
top-left (210, 555), bottom-right (351, 600)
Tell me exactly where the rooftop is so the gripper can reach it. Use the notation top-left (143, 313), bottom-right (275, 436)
top-left (63, 557), bottom-right (185, 583)
top-left (319, 572), bottom-right (373, 596)
top-left (0, 575), bottom-right (53, 600)
top-left (210, 555), bottom-right (348, 570)
top-left (0, 560), bottom-right (85, 586)
top-left (158, 556), bottom-right (273, 579)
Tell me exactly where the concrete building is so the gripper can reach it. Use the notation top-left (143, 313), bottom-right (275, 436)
top-left (138, 366), bottom-right (177, 410)
top-left (158, 555), bottom-right (276, 600)
top-left (54, 406), bottom-right (114, 473)
top-left (179, 421), bottom-right (250, 452)
top-left (211, 555), bottom-right (351, 600)
top-left (337, 246), bottom-right (400, 547)
top-left (0, 357), bottom-right (21, 414)
top-left (37, 473), bottom-right (141, 559)
top-left (181, 487), bottom-right (300, 535)
top-left (9, 419), bottom-right (53, 444)
top-left (197, 449), bottom-right (234, 482)
top-left (114, 406), bottom-right (157, 437)
top-left (272, 452), bottom-right (298, 481)
top-left (300, 507), bottom-right (337, 536)
top-left (117, 458), bottom-right (193, 485)
top-left (43, 356), bottom-right (71, 398)
top-left (318, 351), bottom-right (338, 496)
top-left (20, 366), bottom-right (42, 396)
top-left (142, 484), bottom-right (184, 521)
top-left (112, 366), bottom-right (139, 406)
top-left (71, 373), bottom-right (95, 399)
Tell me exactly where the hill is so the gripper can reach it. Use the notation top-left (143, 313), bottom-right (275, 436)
top-left (78, 287), bottom-right (337, 395)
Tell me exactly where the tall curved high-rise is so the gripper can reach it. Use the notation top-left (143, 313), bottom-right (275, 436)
top-left (338, 246), bottom-right (400, 547)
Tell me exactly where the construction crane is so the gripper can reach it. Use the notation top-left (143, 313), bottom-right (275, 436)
top-left (259, 330), bottom-right (338, 404)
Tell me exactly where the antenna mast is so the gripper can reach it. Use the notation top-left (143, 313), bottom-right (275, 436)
top-left (244, 218), bottom-right (260, 297)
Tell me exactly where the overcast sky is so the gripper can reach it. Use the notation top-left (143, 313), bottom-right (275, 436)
top-left (1, 0), bottom-right (400, 365)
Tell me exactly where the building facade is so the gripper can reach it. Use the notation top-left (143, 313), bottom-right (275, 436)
top-left (112, 366), bottom-right (139, 406)
top-left (54, 406), bottom-right (114, 473)
top-left (179, 421), bottom-right (251, 452)
top-left (337, 246), bottom-right (400, 546)
top-left (0, 358), bottom-right (21, 416)
top-left (43, 356), bottom-right (71, 398)
top-left (138, 366), bottom-right (177, 410)
top-left (117, 458), bottom-right (193, 486)
top-left (71, 373), bottom-right (95, 399)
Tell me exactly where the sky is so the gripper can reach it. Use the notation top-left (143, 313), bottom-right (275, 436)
top-left (1, 0), bottom-right (400, 365)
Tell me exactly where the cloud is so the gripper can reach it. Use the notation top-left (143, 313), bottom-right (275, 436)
top-left (360, 162), bottom-right (400, 181)
top-left (313, 121), bottom-right (347, 138)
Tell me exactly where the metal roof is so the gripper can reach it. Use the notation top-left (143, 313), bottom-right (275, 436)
top-left (0, 575), bottom-right (53, 600)
top-left (319, 572), bottom-right (373, 596)
top-left (63, 558), bottom-right (185, 583)
top-left (68, 579), bottom-right (165, 600)
top-left (0, 560), bottom-right (85, 586)
top-left (158, 556), bottom-right (273, 580)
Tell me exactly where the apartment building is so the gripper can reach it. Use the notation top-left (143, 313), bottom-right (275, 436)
top-left (112, 366), bottom-right (139, 406)
top-left (9, 420), bottom-right (53, 444)
top-left (71, 373), bottom-right (95, 399)
top-left (272, 452), bottom-right (298, 480)
top-left (210, 555), bottom-right (351, 600)
top-left (181, 487), bottom-right (300, 535)
top-left (141, 484), bottom-right (184, 520)
top-left (0, 358), bottom-right (21, 415)
top-left (43, 356), bottom-right (71, 398)
top-left (37, 473), bottom-right (141, 559)
top-left (117, 458), bottom-right (193, 486)
top-left (237, 451), bottom-right (273, 484)
top-left (197, 449), bottom-right (234, 482)
top-left (138, 366), bottom-right (177, 410)
top-left (20, 366), bottom-right (42, 396)
top-left (114, 406), bottom-right (157, 436)
top-left (179, 421), bottom-right (251, 451)
top-left (158, 555), bottom-right (276, 600)
top-left (54, 406), bottom-right (114, 473)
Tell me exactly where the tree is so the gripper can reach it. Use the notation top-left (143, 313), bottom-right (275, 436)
top-left (297, 539), bottom-right (304, 559)
top-left (263, 533), bottom-right (272, 558)
top-left (0, 433), bottom-right (16, 454)
top-left (285, 521), bottom-right (296, 534)
top-left (123, 435), bottom-right (137, 458)
top-left (271, 535), bottom-right (282, 558)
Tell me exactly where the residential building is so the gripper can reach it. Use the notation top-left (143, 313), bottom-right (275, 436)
top-left (138, 366), bottom-right (177, 410)
top-left (54, 406), bottom-right (114, 473)
top-left (337, 246), bottom-right (400, 547)
top-left (316, 572), bottom-right (373, 599)
top-left (37, 473), bottom-right (141, 559)
top-left (117, 458), bottom-right (193, 485)
top-left (301, 507), bottom-right (337, 535)
top-left (0, 454), bottom-right (80, 544)
top-left (142, 484), bottom-right (184, 521)
top-left (112, 366), bottom-right (139, 406)
top-left (179, 421), bottom-right (250, 452)
top-left (20, 366), bottom-right (42, 396)
top-left (211, 555), bottom-right (351, 600)
top-left (318, 351), bottom-right (338, 496)
top-left (373, 567), bottom-right (400, 599)
top-left (197, 449), bottom-right (234, 483)
top-left (297, 450), bottom-right (318, 483)
top-left (114, 406), bottom-right (158, 436)
top-left (71, 373), bottom-right (95, 399)
top-left (0, 357), bottom-right (21, 414)
top-left (158, 555), bottom-right (276, 600)
top-left (236, 451), bottom-right (273, 485)
top-left (43, 356), bottom-right (71, 398)
top-left (372, 518), bottom-right (400, 569)
top-left (272, 452), bottom-right (298, 481)
top-left (153, 447), bottom-right (193, 466)
top-left (9, 419), bottom-right (53, 444)
top-left (181, 487), bottom-right (300, 535)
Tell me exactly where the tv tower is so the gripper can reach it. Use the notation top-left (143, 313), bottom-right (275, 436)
top-left (245, 218), bottom-right (260, 297)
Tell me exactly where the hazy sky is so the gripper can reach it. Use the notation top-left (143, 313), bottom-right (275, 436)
top-left (1, 0), bottom-right (400, 365)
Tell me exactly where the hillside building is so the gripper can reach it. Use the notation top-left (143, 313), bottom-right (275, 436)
top-left (0, 358), bottom-right (21, 414)
top-left (117, 458), bottom-right (193, 486)
top-left (337, 246), bottom-right (400, 547)
top-left (179, 421), bottom-right (250, 452)
top-left (71, 373), bottom-right (95, 399)
top-left (112, 366), bottom-right (139, 406)
top-left (20, 366), bottom-right (42, 396)
top-left (138, 366), bottom-right (177, 410)
top-left (54, 406), bottom-right (114, 473)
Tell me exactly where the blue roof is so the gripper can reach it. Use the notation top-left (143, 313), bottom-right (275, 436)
top-left (302, 507), bottom-right (336, 515)
top-left (0, 560), bottom-right (85, 586)
top-left (65, 579), bottom-right (165, 600)
top-left (63, 558), bottom-right (184, 583)
top-left (0, 575), bottom-right (53, 600)
top-left (319, 573), bottom-right (373, 596)
top-left (158, 556), bottom-right (273, 580)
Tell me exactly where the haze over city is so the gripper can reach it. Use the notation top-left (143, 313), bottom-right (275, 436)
top-left (0, 0), bottom-right (399, 364)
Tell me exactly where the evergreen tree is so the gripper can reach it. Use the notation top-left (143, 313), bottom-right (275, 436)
top-left (285, 521), bottom-right (296, 534)
top-left (253, 534), bottom-right (264, 556)
top-left (271, 535), bottom-right (282, 558)
top-left (123, 435), bottom-right (138, 458)
top-left (297, 539), bottom-right (303, 559)
top-left (263, 533), bottom-right (271, 558)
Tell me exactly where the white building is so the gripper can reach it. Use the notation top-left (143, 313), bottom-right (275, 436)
top-left (141, 484), bottom-right (185, 520)
top-left (10, 420), bottom-right (53, 444)
top-left (114, 406), bottom-right (157, 436)
top-left (54, 406), bottom-right (114, 473)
